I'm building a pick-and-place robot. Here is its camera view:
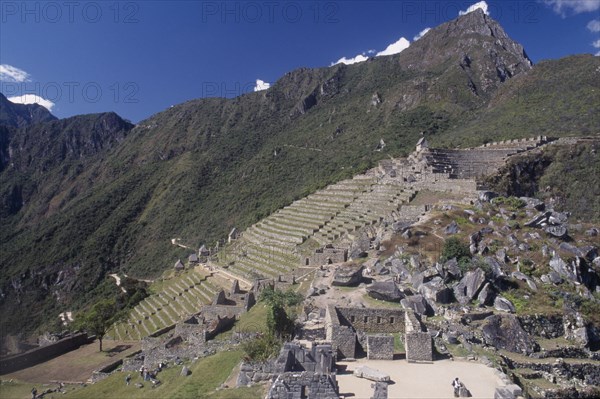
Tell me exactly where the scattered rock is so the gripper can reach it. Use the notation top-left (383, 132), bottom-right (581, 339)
top-left (479, 191), bottom-right (498, 202)
top-left (494, 296), bottom-right (516, 313)
top-left (511, 271), bottom-right (537, 291)
top-left (585, 228), bottom-right (598, 237)
top-left (445, 221), bottom-right (460, 235)
top-left (520, 197), bottom-right (545, 211)
top-left (544, 224), bottom-right (567, 239)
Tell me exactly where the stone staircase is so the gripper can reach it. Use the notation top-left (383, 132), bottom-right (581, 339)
top-left (109, 268), bottom-right (224, 341)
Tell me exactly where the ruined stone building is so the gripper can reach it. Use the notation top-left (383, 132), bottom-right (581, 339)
top-left (266, 342), bottom-right (338, 399)
top-left (325, 305), bottom-right (432, 362)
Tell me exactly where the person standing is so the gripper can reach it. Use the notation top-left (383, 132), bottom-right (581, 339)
top-left (452, 377), bottom-right (462, 397)
top-left (125, 374), bottom-right (131, 385)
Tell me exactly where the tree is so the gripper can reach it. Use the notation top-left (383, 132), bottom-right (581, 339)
top-left (76, 299), bottom-right (120, 352)
top-left (260, 286), bottom-right (302, 339)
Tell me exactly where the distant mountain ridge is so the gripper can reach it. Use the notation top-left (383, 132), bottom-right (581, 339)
top-left (0, 9), bottom-right (598, 340)
top-left (0, 93), bottom-right (57, 128)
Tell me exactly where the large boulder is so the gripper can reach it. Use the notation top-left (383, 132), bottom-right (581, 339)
top-left (549, 255), bottom-right (578, 283)
top-left (477, 282), bottom-right (495, 306)
top-left (484, 257), bottom-right (506, 278)
top-left (444, 258), bottom-right (462, 280)
top-left (367, 281), bottom-right (404, 302)
top-left (353, 365), bottom-right (390, 382)
top-left (332, 263), bottom-right (364, 286)
top-left (445, 221), bottom-right (460, 235)
top-left (454, 268), bottom-right (486, 304)
top-left (419, 278), bottom-right (453, 304)
top-left (464, 268), bottom-right (486, 299)
top-left (481, 314), bottom-right (539, 354)
top-left (400, 295), bottom-right (429, 315)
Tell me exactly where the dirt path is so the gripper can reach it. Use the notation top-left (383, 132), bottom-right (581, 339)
top-left (3, 340), bottom-right (140, 384)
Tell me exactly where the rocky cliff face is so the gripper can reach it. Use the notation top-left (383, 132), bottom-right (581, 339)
top-left (398, 9), bottom-right (532, 105)
top-left (4, 112), bottom-right (133, 173)
top-left (0, 93), bottom-right (57, 128)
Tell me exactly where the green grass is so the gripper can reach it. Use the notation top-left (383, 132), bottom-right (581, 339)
top-left (0, 379), bottom-right (36, 399)
top-left (58, 350), bottom-right (250, 399)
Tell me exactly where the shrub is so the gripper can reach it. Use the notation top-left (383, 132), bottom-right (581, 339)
top-left (440, 237), bottom-right (471, 264)
top-left (241, 333), bottom-right (282, 362)
top-left (491, 196), bottom-right (526, 211)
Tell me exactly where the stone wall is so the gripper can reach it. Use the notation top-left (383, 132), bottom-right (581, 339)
top-left (307, 246), bottom-right (348, 266)
top-left (266, 372), bottom-right (339, 399)
top-left (405, 332), bottom-right (432, 362)
top-left (405, 310), bottom-right (433, 362)
top-left (0, 333), bottom-right (93, 374)
top-left (335, 307), bottom-right (405, 334)
top-left (518, 315), bottom-right (564, 339)
top-left (367, 335), bottom-right (394, 360)
top-left (325, 305), bottom-right (356, 359)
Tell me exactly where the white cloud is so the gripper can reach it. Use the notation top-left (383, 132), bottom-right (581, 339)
top-left (8, 94), bottom-right (55, 111)
top-left (588, 19), bottom-right (600, 32)
top-left (253, 79), bottom-right (271, 92)
top-left (593, 39), bottom-right (600, 48)
top-left (0, 64), bottom-right (31, 82)
top-left (544, 0), bottom-right (600, 16)
top-left (413, 27), bottom-right (431, 41)
top-left (332, 54), bottom-right (369, 66)
top-left (376, 37), bottom-right (410, 57)
top-left (459, 1), bottom-right (490, 16)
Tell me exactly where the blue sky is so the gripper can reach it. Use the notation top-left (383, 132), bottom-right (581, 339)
top-left (1, 0), bottom-right (599, 123)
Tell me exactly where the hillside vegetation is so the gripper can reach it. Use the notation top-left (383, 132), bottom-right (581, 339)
top-left (0, 9), bottom-right (599, 339)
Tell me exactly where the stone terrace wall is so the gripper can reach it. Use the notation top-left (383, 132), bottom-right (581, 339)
top-left (0, 333), bottom-right (93, 374)
top-left (336, 307), bottom-right (405, 334)
top-left (367, 335), bottom-right (394, 360)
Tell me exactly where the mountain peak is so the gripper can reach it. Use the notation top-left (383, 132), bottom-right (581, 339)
top-left (397, 9), bottom-right (532, 98)
top-left (0, 92), bottom-right (58, 128)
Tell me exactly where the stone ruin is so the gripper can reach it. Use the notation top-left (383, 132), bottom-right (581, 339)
top-left (123, 279), bottom-right (255, 370)
top-left (325, 305), bottom-right (433, 362)
top-left (265, 342), bottom-right (338, 399)
top-left (306, 245), bottom-right (348, 266)
top-left (378, 135), bottom-right (552, 194)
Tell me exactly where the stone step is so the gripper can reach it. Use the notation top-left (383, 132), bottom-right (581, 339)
top-left (258, 221), bottom-right (308, 239)
top-left (190, 285), bottom-right (212, 303)
top-left (250, 224), bottom-right (305, 244)
top-left (264, 218), bottom-right (317, 236)
top-left (235, 258), bottom-right (282, 278)
top-left (274, 211), bottom-right (327, 228)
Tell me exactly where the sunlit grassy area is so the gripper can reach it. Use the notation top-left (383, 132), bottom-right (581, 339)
top-left (50, 350), bottom-right (264, 399)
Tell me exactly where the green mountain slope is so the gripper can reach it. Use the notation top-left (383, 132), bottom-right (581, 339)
top-left (0, 9), bottom-right (599, 339)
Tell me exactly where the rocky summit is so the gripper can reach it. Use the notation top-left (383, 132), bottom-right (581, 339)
top-left (0, 7), bottom-right (599, 399)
